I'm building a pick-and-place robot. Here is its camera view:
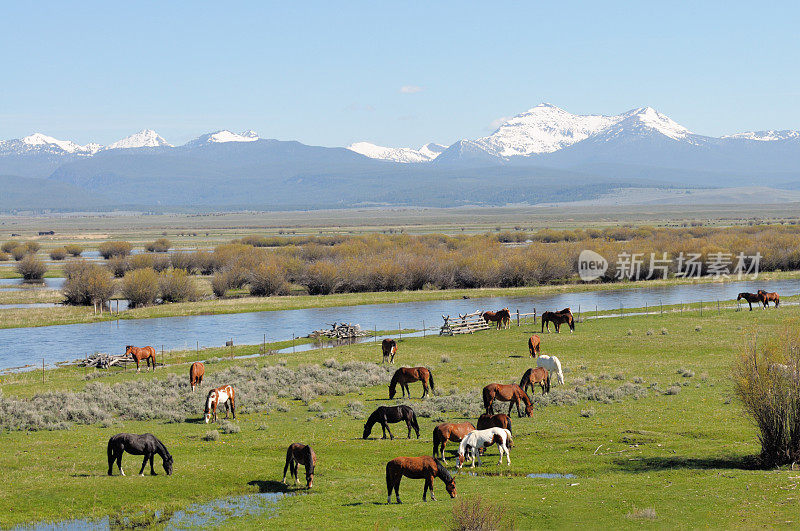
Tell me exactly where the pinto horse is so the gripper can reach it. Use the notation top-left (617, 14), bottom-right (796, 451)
top-left (457, 427), bottom-right (513, 468)
top-left (482, 383), bottom-right (533, 417)
top-left (737, 292), bottom-right (761, 311)
top-left (432, 422), bottom-right (475, 463)
top-left (528, 335), bottom-right (541, 357)
top-left (386, 456), bottom-right (456, 503)
top-left (537, 354), bottom-right (565, 385)
top-left (204, 385), bottom-right (236, 423)
top-left (758, 290), bottom-right (780, 308)
top-left (541, 308), bottom-right (574, 333)
top-left (382, 339), bottom-right (398, 363)
top-left (520, 367), bottom-right (550, 395)
top-left (389, 367), bottom-right (435, 399)
top-left (482, 308), bottom-right (511, 329)
top-left (283, 443), bottom-right (317, 488)
top-left (189, 362), bottom-right (204, 392)
top-left (363, 405), bottom-right (420, 440)
top-left (107, 433), bottom-right (173, 476)
top-left (125, 345), bottom-right (156, 372)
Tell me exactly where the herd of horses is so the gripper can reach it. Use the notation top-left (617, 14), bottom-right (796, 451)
top-left (737, 290), bottom-right (780, 311)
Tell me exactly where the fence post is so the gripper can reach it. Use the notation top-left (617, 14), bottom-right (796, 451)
top-left (578, 305), bottom-right (581, 323)
top-left (516, 309), bottom-right (520, 327)
top-left (399, 322), bottom-right (402, 341)
top-left (423, 320), bottom-right (426, 338)
top-left (660, 299), bottom-right (663, 316)
top-left (196, 340), bottom-right (199, 361)
top-left (717, 299), bottom-right (720, 315)
top-left (292, 333), bottom-right (296, 354)
top-left (700, 301), bottom-right (703, 317)
top-left (161, 345), bottom-right (164, 368)
top-left (375, 325), bottom-right (377, 342)
top-left (533, 308), bottom-right (536, 323)
top-left (42, 358), bottom-right (45, 384)
top-left (596, 305), bottom-right (598, 320)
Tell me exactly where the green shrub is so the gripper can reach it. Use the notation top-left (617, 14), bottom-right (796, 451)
top-left (159, 268), bottom-right (198, 302)
top-left (146, 238), bottom-right (172, 252)
top-left (0, 251), bottom-right (9, 261)
top-left (49, 247), bottom-right (68, 260)
top-left (203, 430), bottom-right (220, 442)
top-left (211, 271), bottom-right (232, 297)
top-left (11, 246), bottom-right (28, 261)
top-left (63, 260), bottom-right (115, 306)
top-left (170, 251), bottom-right (198, 274)
top-left (106, 256), bottom-right (130, 278)
top-left (64, 244), bottom-right (83, 257)
top-left (16, 254), bottom-right (47, 281)
top-left (98, 240), bottom-right (133, 259)
top-left (218, 420), bottom-right (240, 434)
top-left (24, 241), bottom-right (40, 253)
top-left (1, 240), bottom-right (20, 253)
top-left (248, 261), bottom-right (290, 296)
top-left (122, 268), bottom-right (160, 307)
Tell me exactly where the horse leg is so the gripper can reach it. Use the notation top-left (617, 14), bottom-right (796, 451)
top-left (117, 452), bottom-right (125, 476)
top-left (136, 358), bottom-right (140, 372)
top-left (149, 454), bottom-right (157, 475)
top-left (230, 397), bottom-right (236, 419)
top-left (283, 457), bottom-right (291, 484)
top-left (139, 455), bottom-right (148, 476)
top-left (293, 461), bottom-right (300, 485)
top-left (422, 380), bottom-right (428, 399)
top-left (406, 419), bottom-right (412, 439)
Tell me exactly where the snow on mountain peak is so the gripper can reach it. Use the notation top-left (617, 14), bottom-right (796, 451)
top-left (347, 141), bottom-right (447, 163)
top-left (622, 106), bottom-right (691, 140)
top-left (21, 133), bottom-right (91, 154)
top-left (723, 130), bottom-right (800, 141)
top-left (208, 130), bottom-right (260, 143)
top-left (106, 129), bottom-right (172, 150)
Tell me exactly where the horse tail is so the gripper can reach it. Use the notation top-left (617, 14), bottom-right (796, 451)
top-left (410, 409), bottom-right (419, 435)
top-left (505, 429), bottom-right (513, 447)
top-left (482, 386), bottom-right (492, 411)
top-left (519, 369), bottom-right (529, 389)
top-left (506, 416), bottom-right (513, 435)
top-left (427, 369), bottom-right (435, 394)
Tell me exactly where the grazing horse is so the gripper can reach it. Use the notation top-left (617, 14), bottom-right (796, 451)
top-left (482, 308), bottom-right (511, 329)
top-left (363, 405), bottom-right (420, 440)
top-left (204, 385), bottom-right (236, 423)
top-left (457, 427), bottom-right (513, 468)
top-left (737, 292), bottom-right (761, 311)
top-left (758, 290), bottom-right (780, 308)
top-left (386, 456), bottom-right (456, 503)
top-left (107, 433), bottom-right (173, 476)
top-left (283, 443), bottom-right (317, 488)
top-left (382, 338), bottom-right (398, 363)
top-left (476, 413), bottom-right (512, 435)
top-left (432, 422), bottom-right (475, 463)
top-left (482, 383), bottom-right (533, 417)
top-left (536, 355), bottom-right (565, 385)
top-left (541, 308), bottom-right (574, 333)
top-left (189, 362), bottom-right (204, 392)
top-left (520, 367), bottom-right (550, 395)
top-left (389, 367), bottom-right (435, 399)
top-left (125, 345), bottom-right (156, 372)
top-left (528, 335), bottom-right (541, 357)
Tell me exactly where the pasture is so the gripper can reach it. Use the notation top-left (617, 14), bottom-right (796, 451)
top-left (1, 304), bottom-right (799, 528)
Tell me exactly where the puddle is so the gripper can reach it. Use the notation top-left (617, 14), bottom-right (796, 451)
top-left (527, 473), bottom-right (576, 479)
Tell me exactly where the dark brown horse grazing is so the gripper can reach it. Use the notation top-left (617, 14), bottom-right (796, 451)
top-left (482, 383), bottom-right (533, 417)
top-left (541, 308), bottom-right (574, 333)
top-left (528, 335), bottom-right (541, 357)
top-left (125, 345), bottom-right (156, 372)
top-left (189, 362), bottom-right (204, 392)
top-left (519, 367), bottom-right (550, 395)
top-left (737, 292), bottom-right (761, 311)
top-left (386, 456), bottom-right (456, 503)
top-left (432, 422), bottom-right (475, 463)
top-left (363, 405), bottom-right (420, 440)
top-left (107, 433), bottom-right (173, 476)
top-left (283, 443), bottom-right (317, 488)
top-left (389, 367), bottom-right (435, 399)
top-left (482, 308), bottom-right (511, 329)
top-left (382, 338), bottom-right (398, 363)
top-left (758, 290), bottom-right (780, 308)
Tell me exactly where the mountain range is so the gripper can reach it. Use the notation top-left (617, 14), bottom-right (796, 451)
top-left (1, 104), bottom-right (799, 211)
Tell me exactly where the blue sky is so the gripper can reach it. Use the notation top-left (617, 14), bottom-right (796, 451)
top-left (1, 1), bottom-right (798, 147)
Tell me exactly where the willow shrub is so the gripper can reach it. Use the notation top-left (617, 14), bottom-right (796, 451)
top-left (98, 240), bottom-right (133, 259)
top-left (122, 268), bottom-right (160, 307)
top-left (64, 244), bottom-right (83, 257)
top-left (49, 247), bottom-right (67, 260)
top-left (16, 254), bottom-right (47, 281)
top-left (248, 261), bottom-right (290, 296)
top-left (146, 238), bottom-right (172, 252)
top-left (63, 260), bottom-right (115, 306)
top-left (159, 268), bottom-right (198, 303)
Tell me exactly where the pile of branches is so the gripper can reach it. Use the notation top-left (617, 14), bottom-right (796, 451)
top-left (308, 322), bottom-right (368, 340)
top-left (78, 353), bottom-right (132, 369)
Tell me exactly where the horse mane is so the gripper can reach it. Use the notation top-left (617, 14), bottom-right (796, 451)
top-left (435, 459), bottom-right (453, 483)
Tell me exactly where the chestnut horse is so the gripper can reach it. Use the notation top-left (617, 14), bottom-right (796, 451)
top-left (283, 443), bottom-right (317, 488)
top-left (528, 335), bottom-right (541, 357)
top-left (382, 338), bottom-right (398, 363)
top-left (386, 456), bottom-right (456, 503)
top-left (482, 383), bottom-right (533, 417)
top-left (125, 345), bottom-right (156, 372)
top-left (541, 308), bottom-right (574, 333)
top-left (519, 366), bottom-right (550, 395)
top-left (758, 290), bottom-right (780, 308)
top-left (483, 308), bottom-right (511, 329)
top-left (189, 362), bottom-right (204, 392)
top-left (737, 292), bottom-right (761, 311)
top-left (476, 414), bottom-right (512, 456)
top-left (204, 385), bottom-right (235, 423)
top-left (389, 367), bottom-right (435, 399)
top-left (432, 422), bottom-right (475, 463)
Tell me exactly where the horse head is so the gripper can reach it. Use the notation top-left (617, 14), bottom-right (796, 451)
top-left (163, 454), bottom-right (174, 476)
top-left (388, 381), bottom-right (397, 399)
top-left (446, 479), bottom-right (457, 498)
top-left (124, 345), bottom-right (134, 355)
top-left (524, 403), bottom-right (533, 417)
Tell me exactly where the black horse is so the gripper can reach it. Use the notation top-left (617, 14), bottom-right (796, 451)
top-left (737, 292), bottom-right (761, 311)
top-left (107, 433), bottom-right (173, 476)
top-left (363, 405), bottom-right (420, 440)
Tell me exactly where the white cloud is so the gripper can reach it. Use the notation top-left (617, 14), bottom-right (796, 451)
top-left (488, 116), bottom-right (512, 131)
top-left (399, 85), bottom-right (423, 94)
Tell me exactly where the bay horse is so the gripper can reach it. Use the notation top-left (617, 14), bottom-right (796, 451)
top-left (107, 433), bottom-right (173, 476)
top-left (189, 362), bottom-right (205, 392)
top-left (204, 384), bottom-right (235, 423)
top-left (283, 443), bottom-right (317, 488)
top-left (386, 456), bottom-right (456, 503)
top-left (457, 427), bottom-right (513, 468)
top-left (737, 292), bottom-right (761, 311)
top-left (536, 354), bottom-right (565, 385)
top-left (389, 367), bottom-right (435, 399)
top-left (528, 335), bottom-right (541, 357)
top-left (482, 308), bottom-right (511, 329)
top-left (520, 366), bottom-right (550, 395)
top-left (758, 290), bottom-right (780, 308)
top-left (125, 345), bottom-right (156, 372)
top-left (482, 383), bottom-right (533, 417)
top-left (382, 339), bottom-right (398, 363)
top-left (541, 307), bottom-right (574, 333)
top-left (476, 413), bottom-right (512, 435)
top-left (363, 405), bottom-right (419, 440)
top-left (432, 422), bottom-right (475, 463)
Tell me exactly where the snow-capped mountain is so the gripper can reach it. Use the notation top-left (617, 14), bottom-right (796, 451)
top-left (105, 129), bottom-right (171, 150)
top-left (186, 130), bottom-right (260, 146)
top-left (0, 133), bottom-right (100, 156)
top-left (722, 130), bottom-right (800, 141)
top-left (347, 141), bottom-right (448, 163)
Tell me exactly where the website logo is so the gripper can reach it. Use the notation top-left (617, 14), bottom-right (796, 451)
top-left (578, 250), bottom-right (608, 281)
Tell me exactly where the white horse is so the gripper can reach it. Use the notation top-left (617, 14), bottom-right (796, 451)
top-left (456, 427), bottom-right (512, 468)
top-left (536, 355), bottom-right (564, 385)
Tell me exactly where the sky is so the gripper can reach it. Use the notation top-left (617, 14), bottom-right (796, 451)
top-left (1, 1), bottom-right (798, 148)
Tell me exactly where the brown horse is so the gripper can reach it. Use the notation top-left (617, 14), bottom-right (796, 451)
top-left (482, 383), bottom-right (533, 417)
top-left (541, 308), bottom-right (574, 333)
top-left (758, 290), bottom-right (780, 308)
top-left (737, 292), bottom-right (761, 311)
top-left (476, 413), bottom-right (512, 455)
top-left (519, 367), bottom-right (550, 395)
top-left (528, 335), bottom-right (541, 357)
top-left (483, 308), bottom-right (511, 329)
top-left (386, 456), bottom-right (456, 503)
top-left (204, 385), bottom-right (235, 423)
top-left (283, 443), bottom-right (317, 488)
top-left (432, 422), bottom-right (475, 463)
top-left (189, 362), bottom-right (204, 392)
top-left (389, 367), bottom-right (435, 399)
top-left (382, 338), bottom-right (398, 363)
top-left (125, 345), bottom-right (156, 372)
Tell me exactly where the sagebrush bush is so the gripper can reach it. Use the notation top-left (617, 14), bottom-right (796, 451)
top-left (159, 268), bottom-right (198, 302)
top-left (218, 420), bottom-right (240, 434)
top-left (64, 244), bottom-right (83, 257)
top-left (449, 496), bottom-right (513, 531)
top-left (16, 254), bottom-right (46, 281)
top-left (146, 238), bottom-right (172, 252)
top-left (62, 260), bottom-right (115, 306)
top-left (49, 247), bottom-right (67, 260)
top-left (203, 430), bottom-right (220, 441)
top-left (98, 240), bottom-right (133, 259)
top-left (122, 268), bottom-right (160, 307)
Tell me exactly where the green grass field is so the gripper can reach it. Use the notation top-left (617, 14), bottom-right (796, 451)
top-left (2, 302), bottom-right (799, 528)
